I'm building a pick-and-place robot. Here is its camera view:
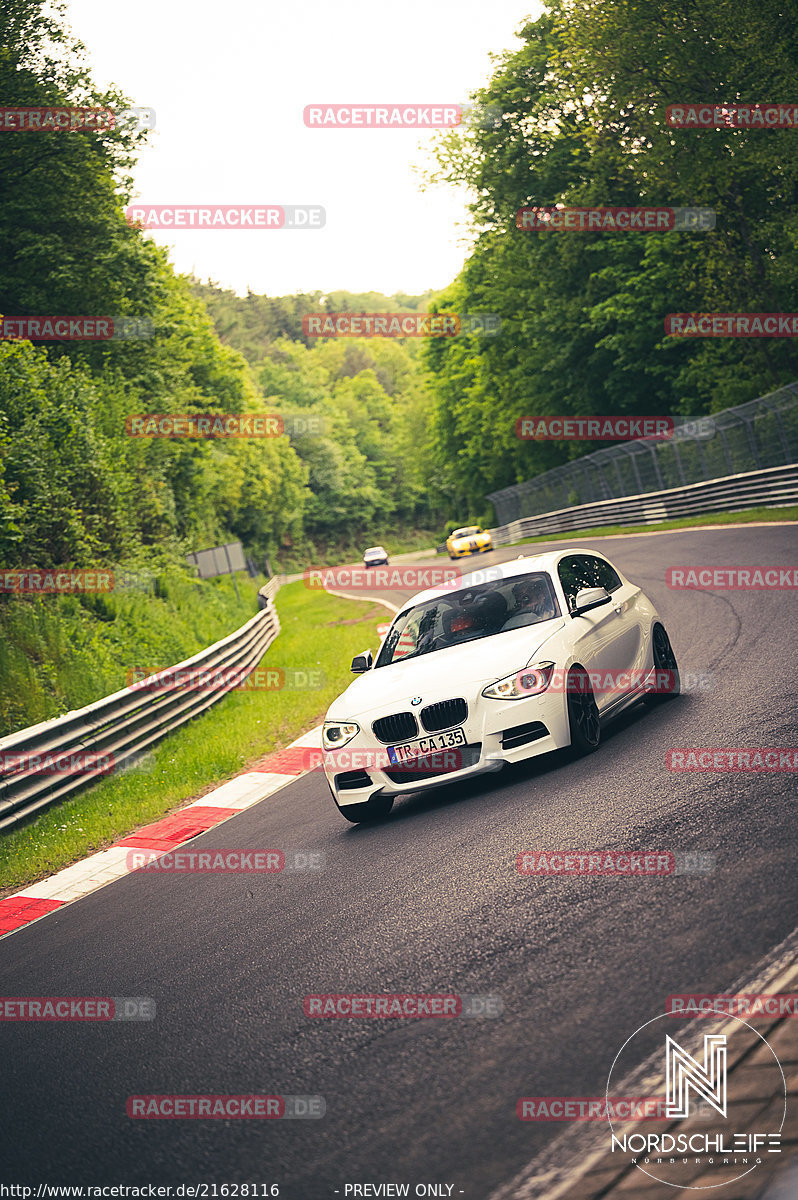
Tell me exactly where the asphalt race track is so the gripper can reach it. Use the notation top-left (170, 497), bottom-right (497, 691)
top-left (1, 525), bottom-right (797, 1198)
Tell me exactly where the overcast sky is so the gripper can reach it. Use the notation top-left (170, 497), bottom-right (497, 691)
top-left (63, 0), bottom-right (537, 297)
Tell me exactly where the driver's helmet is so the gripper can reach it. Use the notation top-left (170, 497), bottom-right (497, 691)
top-left (512, 576), bottom-right (549, 611)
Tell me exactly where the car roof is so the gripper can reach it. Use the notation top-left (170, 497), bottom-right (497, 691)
top-left (364, 546), bottom-right (386, 553)
top-left (395, 547), bottom-right (620, 614)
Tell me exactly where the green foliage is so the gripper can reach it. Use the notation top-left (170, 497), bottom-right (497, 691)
top-left (198, 287), bottom-right (448, 551)
top-left (0, 1), bottom-right (310, 571)
top-left (0, 568), bottom-right (261, 737)
top-left (422, 0), bottom-right (798, 512)
top-left (3, 0), bottom-right (795, 611)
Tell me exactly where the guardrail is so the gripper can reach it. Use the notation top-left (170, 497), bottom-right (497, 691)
top-left (486, 464), bottom-right (798, 545)
top-left (0, 590), bottom-right (282, 833)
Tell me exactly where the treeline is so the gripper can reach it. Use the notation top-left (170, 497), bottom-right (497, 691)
top-left (191, 283), bottom-right (434, 356)
top-left (4, 0), bottom-right (797, 578)
top-left (420, 0), bottom-right (798, 511)
top-left (0, 1), bottom-right (312, 571)
top-left (193, 284), bottom-right (448, 553)
top-left (0, 1), bottom-right (448, 575)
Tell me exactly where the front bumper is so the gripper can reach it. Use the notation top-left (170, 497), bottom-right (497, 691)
top-left (449, 547), bottom-right (492, 559)
top-left (324, 690), bottom-right (571, 807)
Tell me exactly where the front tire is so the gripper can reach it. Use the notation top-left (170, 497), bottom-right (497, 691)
top-left (647, 623), bottom-right (680, 703)
top-left (566, 666), bottom-right (601, 755)
top-left (334, 794), bottom-right (394, 824)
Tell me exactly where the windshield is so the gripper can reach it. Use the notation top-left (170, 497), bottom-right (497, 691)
top-left (375, 573), bottom-right (560, 667)
top-left (452, 526), bottom-right (480, 538)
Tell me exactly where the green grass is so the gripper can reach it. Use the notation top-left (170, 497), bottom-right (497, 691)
top-left (509, 505), bottom-right (798, 546)
top-left (0, 581), bottom-right (386, 893)
top-left (0, 568), bottom-right (267, 738)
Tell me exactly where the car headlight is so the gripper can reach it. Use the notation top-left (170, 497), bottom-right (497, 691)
top-left (482, 662), bottom-right (555, 701)
top-left (322, 721), bottom-right (360, 750)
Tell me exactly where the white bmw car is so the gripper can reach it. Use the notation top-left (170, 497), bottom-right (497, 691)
top-left (321, 548), bottom-right (679, 823)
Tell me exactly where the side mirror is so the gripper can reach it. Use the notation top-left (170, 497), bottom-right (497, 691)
top-left (570, 587), bottom-right (611, 617)
top-left (351, 649), bottom-right (373, 673)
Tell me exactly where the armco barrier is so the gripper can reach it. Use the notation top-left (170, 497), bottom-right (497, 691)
top-left (485, 464), bottom-right (798, 547)
top-left (0, 588), bottom-right (282, 832)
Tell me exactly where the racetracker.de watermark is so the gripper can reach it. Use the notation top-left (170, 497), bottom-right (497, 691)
top-left (126, 667), bottom-right (326, 693)
top-left (113, 106), bottom-right (156, 131)
top-left (125, 414), bottom-right (283, 437)
top-left (671, 416), bottom-right (717, 441)
top-left (304, 565), bottom-right (501, 592)
top-left (516, 416), bottom-right (674, 440)
top-left (126, 850), bottom-right (324, 873)
top-left (1, 316), bottom-right (153, 340)
top-left (517, 851), bottom-right (716, 876)
top-left (0, 752), bottom-right (114, 776)
top-left (508, 666), bottom-right (715, 695)
top-left (127, 1095), bottom-right (324, 1119)
top-left (0, 997), bottom-right (154, 1020)
top-left (303, 312), bottom-right (460, 338)
top-left (509, 666), bottom-right (680, 696)
top-left (314, 747), bottom-right (472, 774)
top-left (517, 851), bottom-right (673, 875)
top-left (0, 107), bottom-right (113, 131)
top-left (125, 205), bottom-right (324, 229)
top-left (516, 207), bottom-right (715, 232)
top-left (518, 1097), bottom-right (669, 1120)
top-left (667, 104), bottom-right (798, 128)
top-left (303, 104), bottom-right (463, 128)
top-left (666, 566), bottom-right (798, 589)
top-left (667, 748), bottom-right (798, 771)
top-left (304, 993), bottom-right (502, 1017)
top-left (0, 569), bottom-right (114, 593)
top-left (667, 994), bottom-right (798, 1017)
top-left (666, 313), bottom-right (798, 336)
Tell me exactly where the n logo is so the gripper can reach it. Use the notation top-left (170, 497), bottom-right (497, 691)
top-left (665, 1034), bottom-right (727, 1119)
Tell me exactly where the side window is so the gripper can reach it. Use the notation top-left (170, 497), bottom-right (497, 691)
top-left (583, 555), bottom-right (623, 593)
top-left (558, 556), bottom-right (592, 610)
top-left (392, 611), bottom-right (421, 660)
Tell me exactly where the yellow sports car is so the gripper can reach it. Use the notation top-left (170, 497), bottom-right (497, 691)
top-left (446, 525), bottom-right (493, 559)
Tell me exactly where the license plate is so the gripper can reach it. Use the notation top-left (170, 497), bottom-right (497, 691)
top-left (387, 727), bottom-right (466, 765)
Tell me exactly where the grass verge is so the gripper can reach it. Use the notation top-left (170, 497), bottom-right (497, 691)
top-left (0, 568), bottom-right (266, 738)
top-left (0, 581), bottom-right (385, 894)
top-left (510, 505), bottom-right (798, 546)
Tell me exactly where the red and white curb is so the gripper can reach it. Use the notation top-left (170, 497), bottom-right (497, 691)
top-left (0, 725), bottom-right (323, 942)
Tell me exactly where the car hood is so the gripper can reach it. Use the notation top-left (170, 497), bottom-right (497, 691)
top-left (329, 619), bottom-right (565, 719)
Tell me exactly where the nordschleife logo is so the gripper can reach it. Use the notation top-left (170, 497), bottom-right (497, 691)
top-left (605, 1012), bottom-right (785, 1190)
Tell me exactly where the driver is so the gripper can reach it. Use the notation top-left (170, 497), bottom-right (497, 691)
top-left (511, 577), bottom-right (555, 621)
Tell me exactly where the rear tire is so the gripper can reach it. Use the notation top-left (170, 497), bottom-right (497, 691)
top-left (335, 794), bottom-right (394, 824)
top-left (646, 623), bottom-right (680, 703)
top-left (566, 666), bottom-right (601, 755)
